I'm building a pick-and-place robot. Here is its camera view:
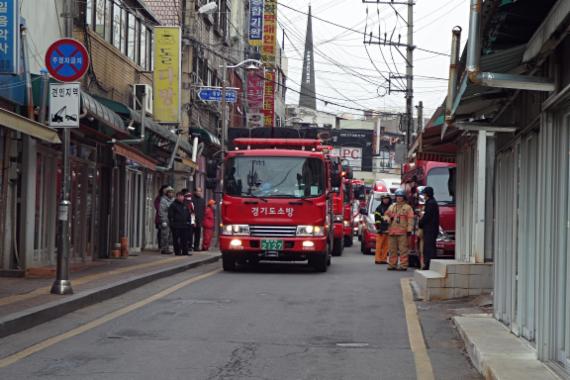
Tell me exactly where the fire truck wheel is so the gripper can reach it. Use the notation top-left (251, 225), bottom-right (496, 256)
top-left (310, 253), bottom-right (328, 272)
top-left (222, 252), bottom-right (236, 272)
top-left (332, 237), bottom-right (344, 257)
top-left (344, 235), bottom-right (353, 247)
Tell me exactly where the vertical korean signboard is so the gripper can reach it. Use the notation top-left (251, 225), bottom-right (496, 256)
top-left (153, 27), bottom-right (181, 123)
top-left (248, 0), bottom-right (264, 46)
top-left (247, 70), bottom-right (264, 110)
top-left (262, 0), bottom-right (276, 127)
top-left (263, 71), bottom-right (275, 128)
top-left (0, 0), bottom-right (19, 74)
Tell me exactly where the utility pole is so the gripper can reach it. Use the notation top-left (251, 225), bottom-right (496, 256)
top-left (405, 0), bottom-right (414, 150)
top-left (51, 0), bottom-right (73, 295)
top-left (362, 0), bottom-right (414, 148)
top-left (416, 101), bottom-right (423, 134)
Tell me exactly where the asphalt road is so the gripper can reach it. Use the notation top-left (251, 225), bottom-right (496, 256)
top-left (0, 241), bottom-right (480, 380)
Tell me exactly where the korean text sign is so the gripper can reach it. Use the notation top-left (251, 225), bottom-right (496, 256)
top-left (153, 27), bottom-right (181, 123)
top-left (0, 0), bottom-right (19, 74)
top-left (263, 70), bottom-right (275, 128)
top-left (248, 0), bottom-right (264, 46)
top-left (49, 83), bottom-right (80, 128)
top-left (247, 70), bottom-right (264, 110)
top-left (261, 0), bottom-right (276, 64)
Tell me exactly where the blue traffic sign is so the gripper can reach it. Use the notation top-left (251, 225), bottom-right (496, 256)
top-left (197, 87), bottom-right (238, 103)
top-left (45, 39), bottom-right (90, 82)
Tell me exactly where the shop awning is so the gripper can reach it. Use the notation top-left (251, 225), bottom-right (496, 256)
top-left (92, 95), bottom-right (194, 156)
top-left (112, 144), bottom-right (157, 171)
top-left (81, 91), bottom-right (129, 136)
top-left (189, 127), bottom-right (221, 147)
top-left (0, 108), bottom-right (61, 143)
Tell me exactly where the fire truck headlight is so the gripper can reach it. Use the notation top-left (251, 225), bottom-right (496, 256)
top-left (296, 225), bottom-right (325, 237)
top-left (333, 215), bottom-right (344, 222)
top-left (230, 239), bottom-right (243, 248)
top-left (222, 224), bottom-right (250, 236)
top-left (343, 220), bottom-right (350, 227)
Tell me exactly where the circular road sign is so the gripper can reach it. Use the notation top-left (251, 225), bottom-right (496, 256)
top-left (45, 38), bottom-right (90, 82)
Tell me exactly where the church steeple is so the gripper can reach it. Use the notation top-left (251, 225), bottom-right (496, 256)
top-left (299, 6), bottom-right (316, 110)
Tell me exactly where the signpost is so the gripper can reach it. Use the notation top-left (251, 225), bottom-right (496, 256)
top-left (46, 37), bottom-right (89, 296)
top-left (45, 38), bottom-right (89, 82)
top-left (197, 87), bottom-right (239, 103)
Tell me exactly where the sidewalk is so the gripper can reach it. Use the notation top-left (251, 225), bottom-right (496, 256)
top-left (0, 251), bottom-right (220, 338)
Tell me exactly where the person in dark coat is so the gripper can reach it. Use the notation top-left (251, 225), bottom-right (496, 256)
top-left (181, 188), bottom-right (195, 253)
top-left (419, 186), bottom-right (439, 270)
top-left (154, 185), bottom-right (168, 248)
top-left (168, 192), bottom-right (192, 256)
top-left (192, 188), bottom-right (206, 251)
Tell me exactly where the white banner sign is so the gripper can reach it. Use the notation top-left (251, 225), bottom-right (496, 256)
top-left (333, 147), bottom-right (362, 171)
top-left (49, 82), bottom-right (80, 128)
top-left (247, 112), bottom-right (264, 129)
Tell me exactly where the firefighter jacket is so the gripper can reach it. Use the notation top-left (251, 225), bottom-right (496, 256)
top-left (374, 201), bottom-right (391, 234)
top-left (385, 202), bottom-right (414, 236)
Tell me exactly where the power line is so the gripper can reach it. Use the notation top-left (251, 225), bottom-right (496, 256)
top-left (278, 2), bottom-right (450, 57)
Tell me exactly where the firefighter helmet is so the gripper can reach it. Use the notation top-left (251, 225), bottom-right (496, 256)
top-left (395, 189), bottom-right (406, 198)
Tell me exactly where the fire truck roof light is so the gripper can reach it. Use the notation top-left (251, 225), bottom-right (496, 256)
top-left (233, 138), bottom-right (322, 148)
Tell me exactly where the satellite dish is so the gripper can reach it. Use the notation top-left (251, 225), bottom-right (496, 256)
top-left (198, 2), bottom-right (217, 14)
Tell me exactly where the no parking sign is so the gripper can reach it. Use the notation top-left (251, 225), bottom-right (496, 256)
top-left (45, 38), bottom-right (89, 82)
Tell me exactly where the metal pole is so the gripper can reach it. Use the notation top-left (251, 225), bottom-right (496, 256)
top-left (406, 0), bottom-right (414, 150)
top-left (417, 101), bottom-right (423, 134)
top-left (221, 62), bottom-right (227, 153)
top-left (51, 0), bottom-right (74, 295)
top-left (39, 69), bottom-right (49, 124)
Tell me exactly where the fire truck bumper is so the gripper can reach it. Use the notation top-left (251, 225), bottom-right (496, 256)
top-left (220, 236), bottom-right (328, 261)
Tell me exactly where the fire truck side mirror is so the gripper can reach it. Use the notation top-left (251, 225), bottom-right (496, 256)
top-left (331, 171), bottom-right (342, 188)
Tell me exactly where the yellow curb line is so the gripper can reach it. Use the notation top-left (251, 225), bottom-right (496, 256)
top-left (0, 268), bottom-right (221, 369)
top-left (0, 256), bottom-right (187, 307)
top-left (401, 277), bottom-right (435, 380)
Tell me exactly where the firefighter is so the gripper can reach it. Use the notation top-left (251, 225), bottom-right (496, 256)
top-left (384, 189), bottom-right (414, 271)
top-left (419, 186), bottom-right (439, 270)
top-left (374, 193), bottom-right (392, 264)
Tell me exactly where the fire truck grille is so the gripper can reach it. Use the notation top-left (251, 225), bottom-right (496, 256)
top-left (250, 225), bottom-right (297, 237)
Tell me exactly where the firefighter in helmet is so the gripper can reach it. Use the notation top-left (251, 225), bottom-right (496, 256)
top-left (374, 193), bottom-right (392, 264)
top-left (384, 189), bottom-right (414, 271)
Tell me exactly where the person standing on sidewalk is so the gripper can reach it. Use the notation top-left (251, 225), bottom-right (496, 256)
top-left (154, 185), bottom-right (168, 247)
top-left (419, 186), bottom-right (439, 270)
top-left (374, 193), bottom-right (392, 264)
top-left (168, 192), bottom-right (192, 256)
top-left (159, 186), bottom-right (175, 254)
top-left (182, 188), bottom-right (195, 253)
top-left (192, 188), bottom-right (206, 251)
top-left (202, 199), bottom-right (216, 251)
top-left (384, 189), bottom-right (414, 271)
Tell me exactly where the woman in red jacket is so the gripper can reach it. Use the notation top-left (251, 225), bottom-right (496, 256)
top-left (202, 200), bottom-right (216, 250)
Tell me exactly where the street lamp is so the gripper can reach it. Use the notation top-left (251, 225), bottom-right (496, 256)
top-left (219, 59), bottom-right (263, 157)
top-left (198, 2), bottom-right (218, 15)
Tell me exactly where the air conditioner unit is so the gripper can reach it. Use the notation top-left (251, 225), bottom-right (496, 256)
top-left (133, 84), bottom-right (153, 115)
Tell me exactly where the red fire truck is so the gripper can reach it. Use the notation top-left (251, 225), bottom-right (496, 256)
top-left (342, 176), bottom-right (355, 247)
top-left (218, 138), bottom-right (342, 272)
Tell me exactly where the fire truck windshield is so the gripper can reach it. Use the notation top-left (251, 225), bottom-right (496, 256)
top-left (224, 156), bottom-right (325, 198)
top-left (426, 167), bottom-right (456, 204)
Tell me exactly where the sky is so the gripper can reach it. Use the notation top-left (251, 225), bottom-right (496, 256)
top-left (277, 0), bottom-right (471, 119)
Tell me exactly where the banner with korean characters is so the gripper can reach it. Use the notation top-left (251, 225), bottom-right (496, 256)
top-left (0, 0), bottom-right (19, 74)
top-left (49, 83), bottom-right (80, 128)
top-left (261, 0), bottom-right (276, 64)
top-left (263, 70), bottom-right (275, 128)
top-left (248, 0), bottom-right (264, 46)
top-left (153, 27), bottom-right (181, 123)
top-left (247, 70), bottom-right (264, 110)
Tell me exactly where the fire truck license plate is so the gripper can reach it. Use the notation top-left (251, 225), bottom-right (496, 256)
top-left (261, 240), bottom-right (283, 251)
